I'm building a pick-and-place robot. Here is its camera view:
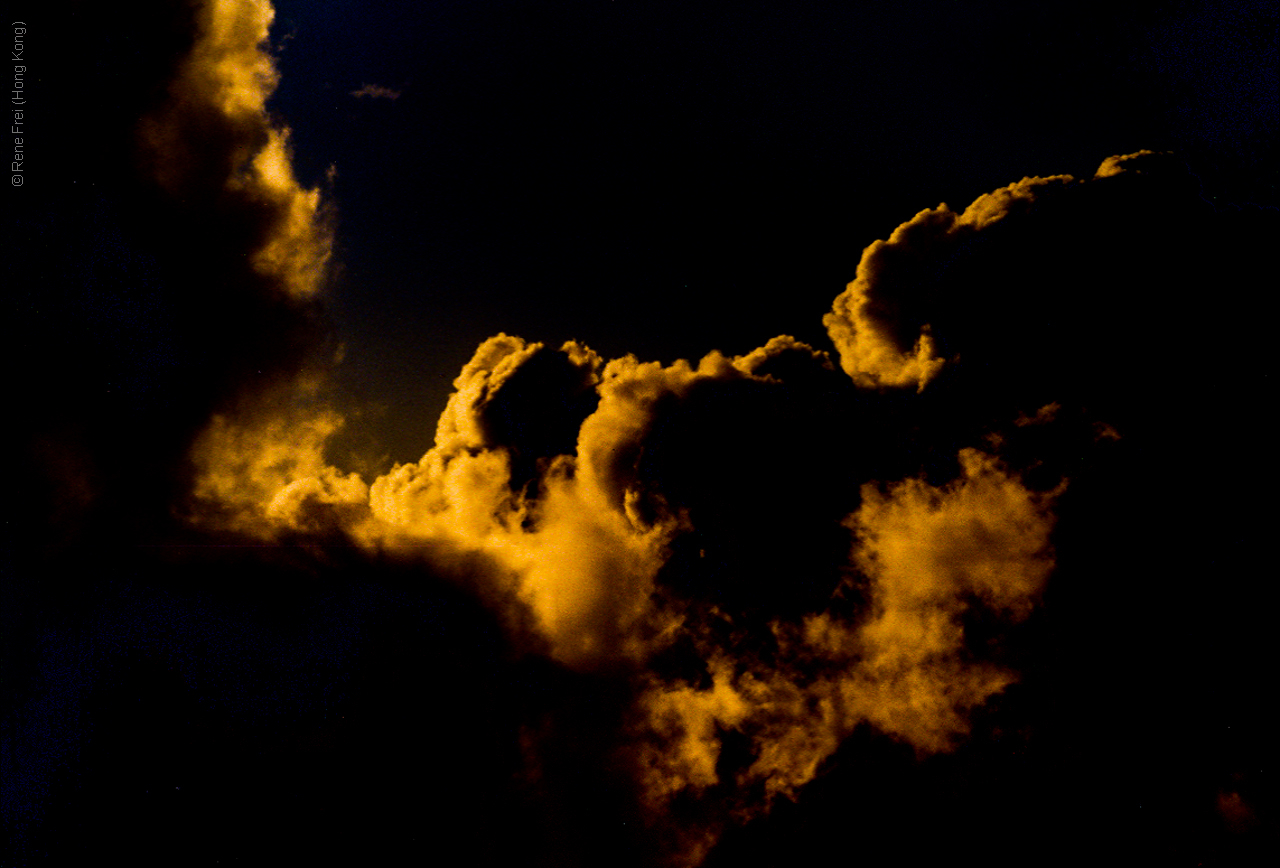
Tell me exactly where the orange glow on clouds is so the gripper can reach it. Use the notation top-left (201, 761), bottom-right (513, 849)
top-left (155, 6), bottom-right (1178, 863)
top-left (138, 0), bottom-right (330, 301)
top-left (824, 173), bottom-right (1073, 390)
top-left (187, 328), bottom-right (1061, 865)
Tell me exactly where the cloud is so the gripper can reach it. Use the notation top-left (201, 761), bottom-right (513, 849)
top-left (11, 0), bottom-right (341, 557)
top-left (350, 83), bottom-right (402, 100)
top-left (11, 2), bottom-right (1272, 862)
top-left (166, 142), bottom-right (1280, 866)
top-left (138, 0), bottom-right (332, 302)
top-left (823, 173), bottom-right (1073, 390)
top-left (821, 147), bottom-right (1277, 434)
top-left (188, 394), bottom-right (369, 536)
top-left (184, 314), bottom-right (1064, 864)
top-left (624, 448), bottom-right (1057, 851)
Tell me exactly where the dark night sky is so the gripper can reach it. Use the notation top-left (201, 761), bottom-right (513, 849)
top-left (4, 2), bottom-right (1277, 867)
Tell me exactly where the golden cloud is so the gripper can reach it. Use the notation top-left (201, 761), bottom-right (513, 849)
top-left (627, 448), bottom-right (1058, 837)
top-left (183, 307), bottom-right (1065, 866)
top-left (823, 174), bottom-right (1073, 390)
top-left (138, 0), bottom-right (331, 301)
top-left (163, 69), bottom-right (1184, 858)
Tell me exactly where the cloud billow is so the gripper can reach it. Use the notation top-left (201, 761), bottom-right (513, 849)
top-left (176, 117), bottom-right (1278, 863)
top-left (9, 2), bottom-right (1273, 866)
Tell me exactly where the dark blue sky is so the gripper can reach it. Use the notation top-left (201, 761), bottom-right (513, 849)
top-left (263, 0), bottom-right (1276, 463)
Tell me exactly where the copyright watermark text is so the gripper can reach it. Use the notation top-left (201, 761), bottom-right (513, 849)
top-left (12, 21), bottom-right (25, 186)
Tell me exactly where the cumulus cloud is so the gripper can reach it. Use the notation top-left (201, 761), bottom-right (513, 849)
top-left (138, 0), bottom-right (332, 301)
top-left (821, 147), bottom-right (1271, 422)
top-left (226, 334), bottom-right (853, 672)
top-left (624, 448), bottom-right (1057, 856)
top-left (10, 0), bottom-right (343, 558)
top-left (188, 395), bottom-right (368, 536)
top-left (181, 147), bottom-right (1266, 863)
top-left (361, 335), bottom-right (666, 667)
top-left (32, 5), bottom-right (1259, 857)
top-left (185, 313), bottom-right (1063, 864)
top-left (25, 113), bottom-right (1267, 864)
top-left (10, 0), bottom-right (1273, 862)
top-left (823, 173), bottom-right (1073, 390)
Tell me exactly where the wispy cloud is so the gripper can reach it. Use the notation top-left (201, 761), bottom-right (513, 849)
top-left (350, 83), bottom-right (402, 100)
